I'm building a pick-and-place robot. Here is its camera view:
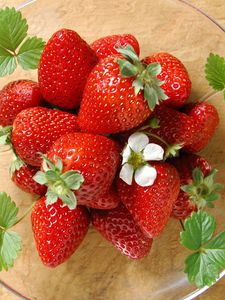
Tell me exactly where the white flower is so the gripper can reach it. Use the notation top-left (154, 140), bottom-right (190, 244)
top-left (119, 132), bottom-right (164, 187)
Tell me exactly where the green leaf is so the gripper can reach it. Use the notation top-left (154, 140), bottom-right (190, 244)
top-left (118, 59), bottom-right (138, 77)
top-left (46, 190), bottom-right (58, 206)
top-left (45, 170), bottom-right (61, 182)
top-left (181, 210), bottom-right (216, 251)
top-left (0, 126), bottom-right (12, 146)
top-left (144, 84), bottom-right (158, 110)
top-left (146, 62), bottom-right (162, 76)
top-left (0, 231), bottom-right (21, 271)
top-left (9, 152), bottom-right (25, 177)
top-left (192, 168), bottom-right (203, 185)
top-left (0, 47), bottom-right (16, 77)
top-left (61, 171), bottom-right (84, 190)
top-left (60, 191), bottom-right (77, 210)
top-left (17, 37), bottom-right (45, 70)
top-left (32, 171), bottom-right (47, 185)
top-left (164, 143), bottom-right (183, 160)
top-left (149, 117), bottom-right (160, 129)
top-left (205, 53), bottom-right (225, 91)
top-left (0, 7), bottom-right (28, 51)
top-left (205, 231), bottom-right (225, 269)
top-left (117, 44), bottom-right (139, 63)
top-left (0, 192), bottom-right (18, 229)
top-left (132, 78), bottom-right (144, 95)
top-left (184, 252), bottom-right (219, 288)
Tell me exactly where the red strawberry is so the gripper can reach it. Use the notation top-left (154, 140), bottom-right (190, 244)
top-left (38, 29), bottom-right (98, 109)
top-left (0, 80), bottom-right (42, 126)
top-left (182, 102), bottom-right (219, 152)
top-left (12, 164), bottom-right (47, 195)
top-left (142, 52), bottom-right (191, 108)
top-left (148, 105), bottom-right (198, 151)
top-left (117, 162), bottom-right (180, 238)
top-left (91, 34), bottom-right (140, 60)
top-left (31, 197), bottom-right (90, 267)
top-left (78, 45), bottom-right (169, 134)
top-left (12, 107), bottom-right (79, 167)
top-left (92, 204), bottom-right (152, 259)
top-left (35, 133), bottom-right (121, 209)
top-left (170, 153), bottom-right (222, 220)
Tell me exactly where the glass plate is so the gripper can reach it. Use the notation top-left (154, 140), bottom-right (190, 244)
top-left (0, 0), bottom-right (225, 299)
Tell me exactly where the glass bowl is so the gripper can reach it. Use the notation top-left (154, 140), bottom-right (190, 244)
top-left (0, 0), bottom-right (225, 299)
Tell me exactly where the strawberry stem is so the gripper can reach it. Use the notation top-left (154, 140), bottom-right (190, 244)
top-left (12, 201), bottom-right (35, 227)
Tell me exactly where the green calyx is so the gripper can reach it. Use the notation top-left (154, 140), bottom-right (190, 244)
top-left (9, 150), bottom-right (25, 177)
top-left (164, 143), bottom-right (183, 160)
top-left (127, 150), bottom-right (146, 170)
top-left (181, 168), bottom-right (224, 209)
top-left (33, 155), bottom-right (84, 210)
top-left (0, 125), bottom-right (12, 146)
top-left (117, 44), bottom-right (168, 110)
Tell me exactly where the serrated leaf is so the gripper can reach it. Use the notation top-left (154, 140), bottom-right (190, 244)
top-left (146, 62), bottom-right (162, 76)
top-left (0, 192), bottom-right (18, 229)
top-left (181, 210), bottom-right (216, 251)
top-left (206, 231), bottom-right (225, 268)
top-left (184, 252), bottom-right (219, 288)
top-left (17, 37), bottom-right (45, 70)
top-left (205, 53), bottom-right (225, 91)
top-left (118, 59), bottom-right (138, 77)
top-left (0, 47), bottom-right (16, 77)
top-left (0, 231), bottom-right (21, 271)
top-left (0, 7), bottom-right (28, 51)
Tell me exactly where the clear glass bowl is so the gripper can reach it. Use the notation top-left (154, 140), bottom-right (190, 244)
top-left (0, 0), bottom-right (225, 299)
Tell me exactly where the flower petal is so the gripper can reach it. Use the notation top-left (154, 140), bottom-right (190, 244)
top-left (143, 143), bottom-right (164, 161)
top-left (122, 144), bottom-right (132, 164)
top-left (134, 165), bottom-right (157, 187)
top-left (128, 132), bottom-right (149, 153)
top-left (119, 163), bottom-right (134, 185)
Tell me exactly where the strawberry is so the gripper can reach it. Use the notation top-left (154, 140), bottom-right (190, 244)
top-left (182, 102), bottom-right (219, 152)
top-left (78, 45), bottom-right (168, 134)
top-left (12, 164), bottom-right (47, 196)
top-left (31, 197), bottom-right (90, 267)
top-left (92, 204), bottom-right (152, 259)
top-left (170, 153), bottom-right (222, 220)
top-left (142, 52), bottom-right (191, 108)
top-left (147, 105), bottom-right (198, 151)
top-left (38, 29), bottom-right (98, 109)
top-left (91, 34), bottom-right (140, 60)
top-left (0, 80), bottom-right (42, 126)
top-left (117, 162), bottom-right (180, 238)
top-left (34, 133), bottom-right (121, 210)
top-left (11, 107), bottom-right (79, 167)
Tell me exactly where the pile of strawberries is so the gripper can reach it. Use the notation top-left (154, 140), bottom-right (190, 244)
top-left (0, 29), bottom-right (220, 267)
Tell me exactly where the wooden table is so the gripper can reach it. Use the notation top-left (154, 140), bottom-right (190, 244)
top-left (0, 0), bottom-right (225, 299)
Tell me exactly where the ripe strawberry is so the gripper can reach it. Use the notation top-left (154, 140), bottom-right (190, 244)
top-left (182, 102), bottom-right (219, 152)
top-left (31, 197), bottom-right (90, 267)
top-left (12, 164), bottom-right (47, 195)
top-left (92, 204), bottom-right (152, 259)
top-left (170, 153), bottom-right (222, 220)
top-left (35, 133), bottom-right (121, 209)
top-left (38, 29), bottom-right (98, 109)
top-left (0, 80), bottom-right (42, 126)
top-left (78, 45), bottom-right (168, 134)
top-left (142, 52), bottom-right (191, 108)
top-left (91, 34), bottom-right (140, 60)
top-left (117, 162), bottom-right (180, 238)
top-left (12, 107), bottom-right (79, 167)
top-left (148, 105), bottom-right (198, 150)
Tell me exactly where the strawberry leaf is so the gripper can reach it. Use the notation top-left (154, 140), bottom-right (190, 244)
top-left (205, 53), bottom-right (225, 91)
top-left (17, 37), bottom-right (45, 70)
top-left (9, 151), bottom-right (25, 177)
top-left (0, 192), bottom-right (21, 271)
top-left (0, 7), bottom-right (28, 51)
top-left (180, 210), bottom-right (225, 288)
top-left (0, 47), bottom-right (16, 77)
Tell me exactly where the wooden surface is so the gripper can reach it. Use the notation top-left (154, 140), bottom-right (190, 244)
top-left (0, 0), bottom-right (225, 299)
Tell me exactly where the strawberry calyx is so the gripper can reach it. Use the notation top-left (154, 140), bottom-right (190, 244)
top-left (117, 44), bottom-right (168, 110)
top-left (181, 168), bottom-right (224, 209)
top-left (9, 150), bottom-right (25, 177)
top-left (33, 155), bottom-right (84, 210)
